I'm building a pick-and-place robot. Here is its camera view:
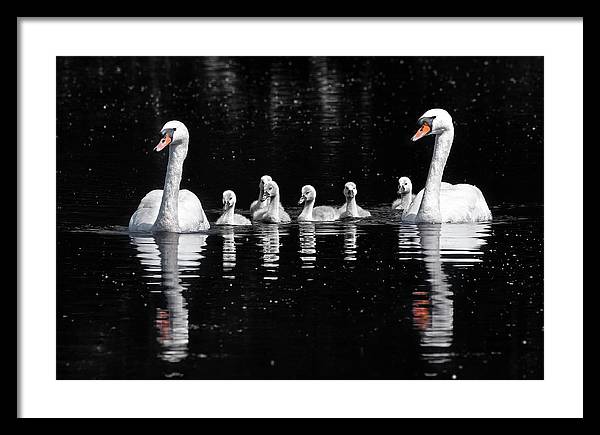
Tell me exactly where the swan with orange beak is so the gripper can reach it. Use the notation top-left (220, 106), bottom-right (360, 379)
top-left (402, 108), bottom-right (492, 223)
top-left (129, 120), bottom-right (209, 233)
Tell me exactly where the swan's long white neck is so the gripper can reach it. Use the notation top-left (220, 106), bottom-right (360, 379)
top-left (417, 128), bottom-right (454, 223)
top-left (345, 196), bottom-right (358, 216)
top-left (220, 205), bottom-right (236, 224)
top-left (153, 141), bottom-right (188, 232)
top-left (300, 199), bottom-right (315, 219)
top-left (266, 193), bottom-right (281, 220)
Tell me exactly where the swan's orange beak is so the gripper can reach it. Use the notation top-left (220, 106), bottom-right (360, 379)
top-left (411, 123), bottom-right (431, 142)
top-left (154, 133), bottom-right (172, 152)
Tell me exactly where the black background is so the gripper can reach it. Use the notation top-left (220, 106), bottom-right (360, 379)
top-left (57, 56), bottom-right (543, 227)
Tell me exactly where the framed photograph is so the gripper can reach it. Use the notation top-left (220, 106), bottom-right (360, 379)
top-left (18, 18), bottom-right (583, 418)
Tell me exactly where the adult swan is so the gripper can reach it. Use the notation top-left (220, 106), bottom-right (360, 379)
top-left (402, 109), bottom-right (492, 223)
top-left (128, 121), bottom-right (210, 233)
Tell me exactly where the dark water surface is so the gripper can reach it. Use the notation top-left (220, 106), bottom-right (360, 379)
top-left (57, 57), bottom-right (543, 379)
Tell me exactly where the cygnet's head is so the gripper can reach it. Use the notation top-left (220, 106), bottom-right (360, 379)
top-left (298, 185), bottom-right (317, 205)
top-left (258, 175), bottom-right (273, 201)
top-left (259, 175), bottom-right (272, 188)
top-left (154, 120), bottom-right (189, 152)
top-left (411, 108), bottom-right (453, 142)
top-left (222, 190), bottom-right (237, 210)
top-left (343, 182), bottom-right (358, 199)
top-left (397, 177), bottom-right (413, 195)
top-left (262, 180), bottom-right (280, 201)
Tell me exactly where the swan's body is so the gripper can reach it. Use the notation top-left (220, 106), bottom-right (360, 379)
top-left (130, 189), bottom-right (208, 233)
top-left (298, 185), bottom-right (338, 222)
top-left (337, 182), bottom-right (371, 219)
top-left (392, 176), bottom-right (416, 211)
top-left (402, 109), bottom-right (492, 223)
top-left (216, 190), bottom-right (251, 226)
top-left (129, 121), bottom-right (209, 233)
top-left (250, 175), bottom-right (272, 220)
top-left (403, 183), bottom-right (491, 223)
top-left (254, 180), bottom-right (291, 223)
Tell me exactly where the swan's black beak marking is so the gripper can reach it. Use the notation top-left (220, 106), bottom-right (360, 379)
top-left (154, 128), bottom-right (176, 152)
top-left (412, 116), bottom-right (435, 142)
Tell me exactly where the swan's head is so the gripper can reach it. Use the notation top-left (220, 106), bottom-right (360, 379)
top-left (154, 120), bottom-right (190, 151)
top-left (398, 177), bottom-right (413, 195)
top-left (343, 182), bottom-right (357, 199)
top-left (258, 175), bottom-right (273, 200)
top-left (298, 185), bottom-right (316, 205)
top-left (411, 108), bottom-right (453, 142)
top-left (222, 190), bottom-right (237, 210)
top-left (259, 175), bottom-right (272, 188)
top-left (260, 175), bottom-right (272, 185)
top-left (262, 180), bottom-right (280, 201)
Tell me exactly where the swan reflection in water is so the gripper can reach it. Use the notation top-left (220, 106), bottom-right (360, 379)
top-left (221, 226), bottom-right (237, 279)
top-left (343, 223), bottom-right (358, 262)
top-left (399, 222), bottom-right (491, 376)
top-left (130, 232), bottom-right (207, 363)
top-left (256, 225), bottom-right (281, 282)
top-left (299, 223), bottom-right (317, 269)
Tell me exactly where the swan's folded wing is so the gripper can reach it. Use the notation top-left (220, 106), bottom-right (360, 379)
top-left (234, 214), bottom-right (252, 225)
top-left (402, 185), bottom-right (491, 223)
top-left (129, 207), bottom-right (159, 232)
top-left (178, 189), bottom-right (210, 232)
top-left (313, 206), bottom-right (338, 221)
top-left (137, 189), bottom-right (163, 209)
top-left (129, 190), bottom-right (163, 232)
top-left (440, 184), bottom-right (492, 223)
top-left (280, 210), bottom-right (292, 223)
top-left (357, 205), bottom-right (371, 217)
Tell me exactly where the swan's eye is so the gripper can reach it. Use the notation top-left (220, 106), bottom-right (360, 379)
top-left (418, 116), bottom-right (436, 129)
top-left (161, 128), bottom-right (175, 141)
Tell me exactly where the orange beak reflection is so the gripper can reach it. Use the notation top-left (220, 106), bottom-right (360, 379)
top-left (411, 123), bottom-right (431, 142)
